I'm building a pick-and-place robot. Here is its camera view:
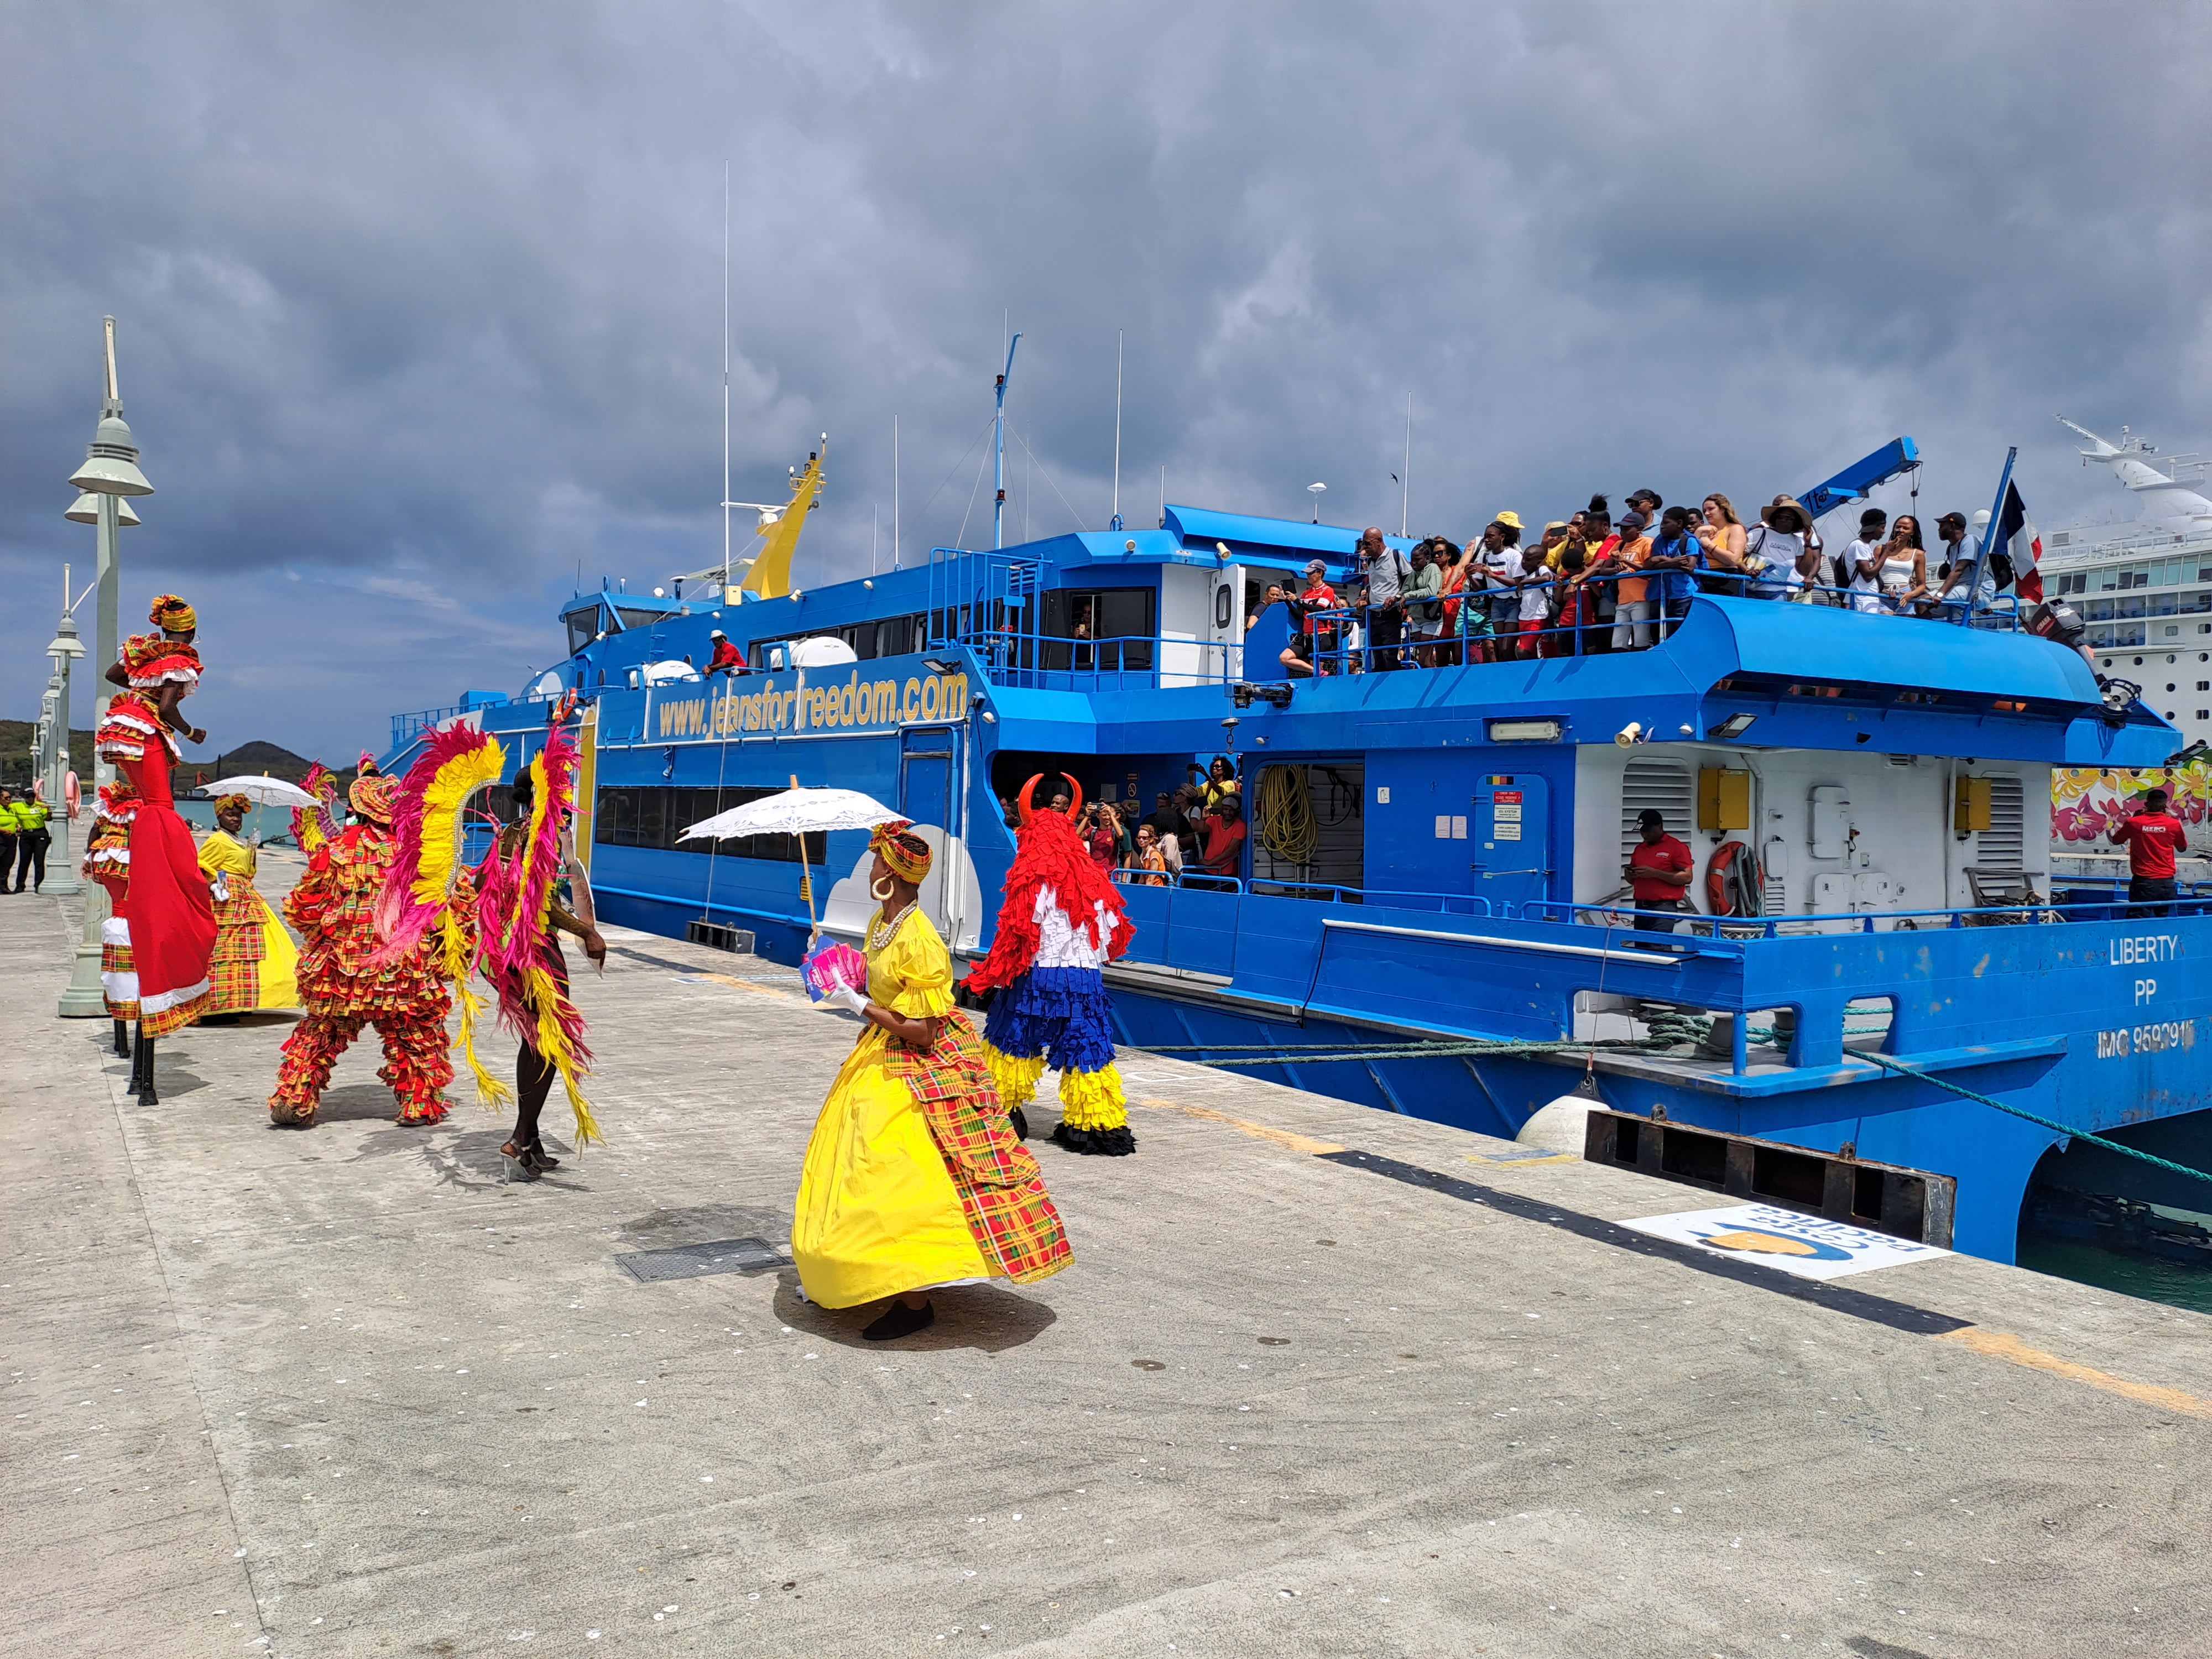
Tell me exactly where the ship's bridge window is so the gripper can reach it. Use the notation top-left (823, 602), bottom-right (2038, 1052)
top-left (564, 603), bottom-right (603, 658)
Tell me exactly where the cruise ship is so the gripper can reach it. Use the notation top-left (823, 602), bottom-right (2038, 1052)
top-left (2043, 419), bottom-right (2212, 737)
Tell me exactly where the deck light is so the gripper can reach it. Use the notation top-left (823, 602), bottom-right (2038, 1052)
top-left (65, 492), bottom-right (138, 526)
top-left (1488, 718), bottom-right (1563, 743)
top-left (923, 658), bottom-right (959, 675)
top-left (1708, 713), bottom-right (1757, 740)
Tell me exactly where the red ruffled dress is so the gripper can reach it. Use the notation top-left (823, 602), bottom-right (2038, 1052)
top-left (94, 635), bottom-right (217, 1036)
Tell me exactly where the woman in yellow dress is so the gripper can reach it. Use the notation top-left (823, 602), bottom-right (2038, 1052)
top-left (196, 793), bottom-right (301, 1021)
top-left (793, 820), bottom-right (1073, 1340)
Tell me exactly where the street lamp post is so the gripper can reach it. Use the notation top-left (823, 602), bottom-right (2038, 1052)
top-left (44, 611), bottom-right (87, 901)
top-left (57, 318), bottom-right (153, 1019)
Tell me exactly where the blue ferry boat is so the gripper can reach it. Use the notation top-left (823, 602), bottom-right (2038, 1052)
top-left (382, 439), bottom-right (2209, 1267)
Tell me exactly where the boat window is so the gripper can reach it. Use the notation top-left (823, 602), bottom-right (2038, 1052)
top-left (876, 615), bottom-right (914, 658)
top-left (593, 785), bottom-right (826, 865)
top-left (614, 605), bottom-right (666, 631)
top-left (564, 604), bottom-right (602, 657)
top-left (1041, 587), bottom-right (1155, 672)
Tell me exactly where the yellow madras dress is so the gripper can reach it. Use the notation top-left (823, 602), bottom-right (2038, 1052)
top-left (196, 830), bottom-right (301, 1013)
top-left (792, 905), bottom-right (1074, 1308)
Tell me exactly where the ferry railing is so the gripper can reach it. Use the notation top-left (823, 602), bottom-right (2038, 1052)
top-left (391, 705), bottom-right (465, 748)
top-left (1290, 564), bottom-right (2033, 676)
top-left (1521, 891), bottom-right (2212, 947)
top-left (970, 633), bottom-right (1239, 692)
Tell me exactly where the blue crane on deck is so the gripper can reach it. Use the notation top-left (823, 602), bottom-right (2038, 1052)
top-left (1795, 436), bottom-right (1919, 522)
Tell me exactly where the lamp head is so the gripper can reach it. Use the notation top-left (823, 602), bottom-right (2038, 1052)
top-left (69, 415), bottom-right (153, 497)
top-left (65, 492), bottom-right (140, 526)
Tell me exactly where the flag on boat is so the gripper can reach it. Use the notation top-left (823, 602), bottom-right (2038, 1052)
top-left (1994, 481), bottom-right (2044, 604)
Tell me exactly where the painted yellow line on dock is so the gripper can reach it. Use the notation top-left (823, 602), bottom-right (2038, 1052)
top-left (683, 971), bottom-right (800, 1001)
top-left (1139, 1097), bottom-right (1345, 1155)
top-left (1934, 1326), bottom-right (2212, 1420)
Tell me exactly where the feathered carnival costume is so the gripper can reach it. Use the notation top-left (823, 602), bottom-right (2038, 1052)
top-left (374, 701), bottom-right (602, 1147)
top-left (964, 777), bottom-right (1136, 1155)
top-left (290, 763), bottom-right (342, 856)
top-left (90, 593), bottom-right (217, 1040)
top-left (267, 772), bottom-right (456, 1126)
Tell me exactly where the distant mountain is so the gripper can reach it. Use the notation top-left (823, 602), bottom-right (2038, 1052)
top-left (0, 721), bottom-right (356, 797)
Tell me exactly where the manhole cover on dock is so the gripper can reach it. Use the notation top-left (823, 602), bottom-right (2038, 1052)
top-left (615, 1237), bottom-right (790, 1283)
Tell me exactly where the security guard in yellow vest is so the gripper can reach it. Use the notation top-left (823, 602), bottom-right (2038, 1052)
top-left (8, 791), bottom-right (54, 892)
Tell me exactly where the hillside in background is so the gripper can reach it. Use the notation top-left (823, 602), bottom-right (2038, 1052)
top-left (0, 723), bottom-right (354, 797)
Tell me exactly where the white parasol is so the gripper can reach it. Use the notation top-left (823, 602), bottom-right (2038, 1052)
top-left (199, 774), bottom-right (322, 809)
top-left (677, 781), bottom-right (902, 942)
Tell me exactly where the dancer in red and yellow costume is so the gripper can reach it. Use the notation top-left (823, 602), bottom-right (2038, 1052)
top-left (196, 792), bottom-right (300, 1020)
top-left (84, 779), bottom-right (142, 1057)
top-left (794, 821), bottom-right (1073, 1340)
top-left (267, 774), bottom-right (454, 1128)
top-left (95, 593), bottom-right (218, 1103)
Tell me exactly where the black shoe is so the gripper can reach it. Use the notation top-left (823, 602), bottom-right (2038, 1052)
top-left (1050, 1120), bottom-right (1138, 1156)
top-left (863, 1300), bottom-right (936, 1342)
top-left (522, 1143), bottom-right (562, 1172)
top-left (1009, 1106), bottom-right (1030, 1141)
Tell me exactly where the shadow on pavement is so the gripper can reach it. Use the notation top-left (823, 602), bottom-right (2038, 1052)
top-left (769, 1270), bottom-right (1058, 1354)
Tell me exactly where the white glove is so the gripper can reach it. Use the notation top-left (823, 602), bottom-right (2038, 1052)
top-left (819, 984), bottom-right (870, 1017)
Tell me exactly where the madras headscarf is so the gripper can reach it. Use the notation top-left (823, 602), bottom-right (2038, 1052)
top-left (869, 818), bottom-right (932, 883)
top-left (349, 774), bottom-right (399, 822)
top-left (149, 593), bottom-right (197, 632)
top-left (212, 792), bottom-right (252, 817)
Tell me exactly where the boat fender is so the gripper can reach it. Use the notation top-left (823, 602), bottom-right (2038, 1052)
top-left (1517, 1093), bottom-right (1595, 1155)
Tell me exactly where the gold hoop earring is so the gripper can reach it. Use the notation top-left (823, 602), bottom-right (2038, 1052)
top-left (870, 875), bottom-right (896, 901)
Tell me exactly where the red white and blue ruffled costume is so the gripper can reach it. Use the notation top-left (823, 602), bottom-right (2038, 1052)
top-left (965, 802), bottom-right (1136, 1155)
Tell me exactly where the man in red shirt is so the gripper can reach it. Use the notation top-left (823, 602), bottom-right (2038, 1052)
top-left (1625, 808), bottom-right (1694, 935)
top-left (2110, 786), bottom-right (2189, 917)
top-left (705, 630), bottom-right (745, 678)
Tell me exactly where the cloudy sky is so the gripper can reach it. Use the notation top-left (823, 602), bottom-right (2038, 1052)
top-left (5, 1), bottom-right (2209, 764)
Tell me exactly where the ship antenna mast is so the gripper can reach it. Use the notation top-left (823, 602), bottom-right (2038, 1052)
top-left (1401, 390), bottom-right (1411, 538)
top-left (721, 161), bottom-right (732, 601)
top-left (1111, 330), bottom-right (1124, 532)
top-left (993, 315), bottom-right (1020, 550)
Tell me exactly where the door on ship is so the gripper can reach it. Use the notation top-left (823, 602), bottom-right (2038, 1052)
top-left (899, 726), bottom-right (963, 935)
top-left (1470, 773), bottom-right (1550, 914)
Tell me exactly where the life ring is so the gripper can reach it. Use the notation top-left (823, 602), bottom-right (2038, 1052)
top-left (64, 770), bottom-right (81, 820)
top-left (1707, 839), bottom-right (1760, 916)
top-left (1015, 772), bottom-right (1082, 826)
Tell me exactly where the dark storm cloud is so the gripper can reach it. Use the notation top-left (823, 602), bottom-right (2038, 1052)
top-left (4, 1), bottom-right (2209, 759)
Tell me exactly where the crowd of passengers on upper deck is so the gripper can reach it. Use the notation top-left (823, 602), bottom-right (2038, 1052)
top-left (1252, 488), bottom-right (2096, 678)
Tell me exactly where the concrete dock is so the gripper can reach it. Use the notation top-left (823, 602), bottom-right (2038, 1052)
top-left (4, 857), bottom-right (2209, 1659)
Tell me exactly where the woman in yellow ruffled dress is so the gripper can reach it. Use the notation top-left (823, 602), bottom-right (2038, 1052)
top-left (792, 821), bottom-right (1073, 1340)
top-left (196, 792), bottom-right (300, 1020)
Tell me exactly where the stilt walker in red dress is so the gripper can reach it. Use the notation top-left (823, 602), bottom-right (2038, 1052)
top-left (267, 774), bottom-right (456, 1129)
top-left (95, 594), bottom-right (218, 1105)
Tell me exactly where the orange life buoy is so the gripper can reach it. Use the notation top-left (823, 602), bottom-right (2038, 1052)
top-left (64, 769), bottom-right (81, 820)
top-left (1708, 839), bottom-right (1746, 916)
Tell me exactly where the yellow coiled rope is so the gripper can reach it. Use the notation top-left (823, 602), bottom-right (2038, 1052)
top-left (1256, 764), bottom-right (1319, 865)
